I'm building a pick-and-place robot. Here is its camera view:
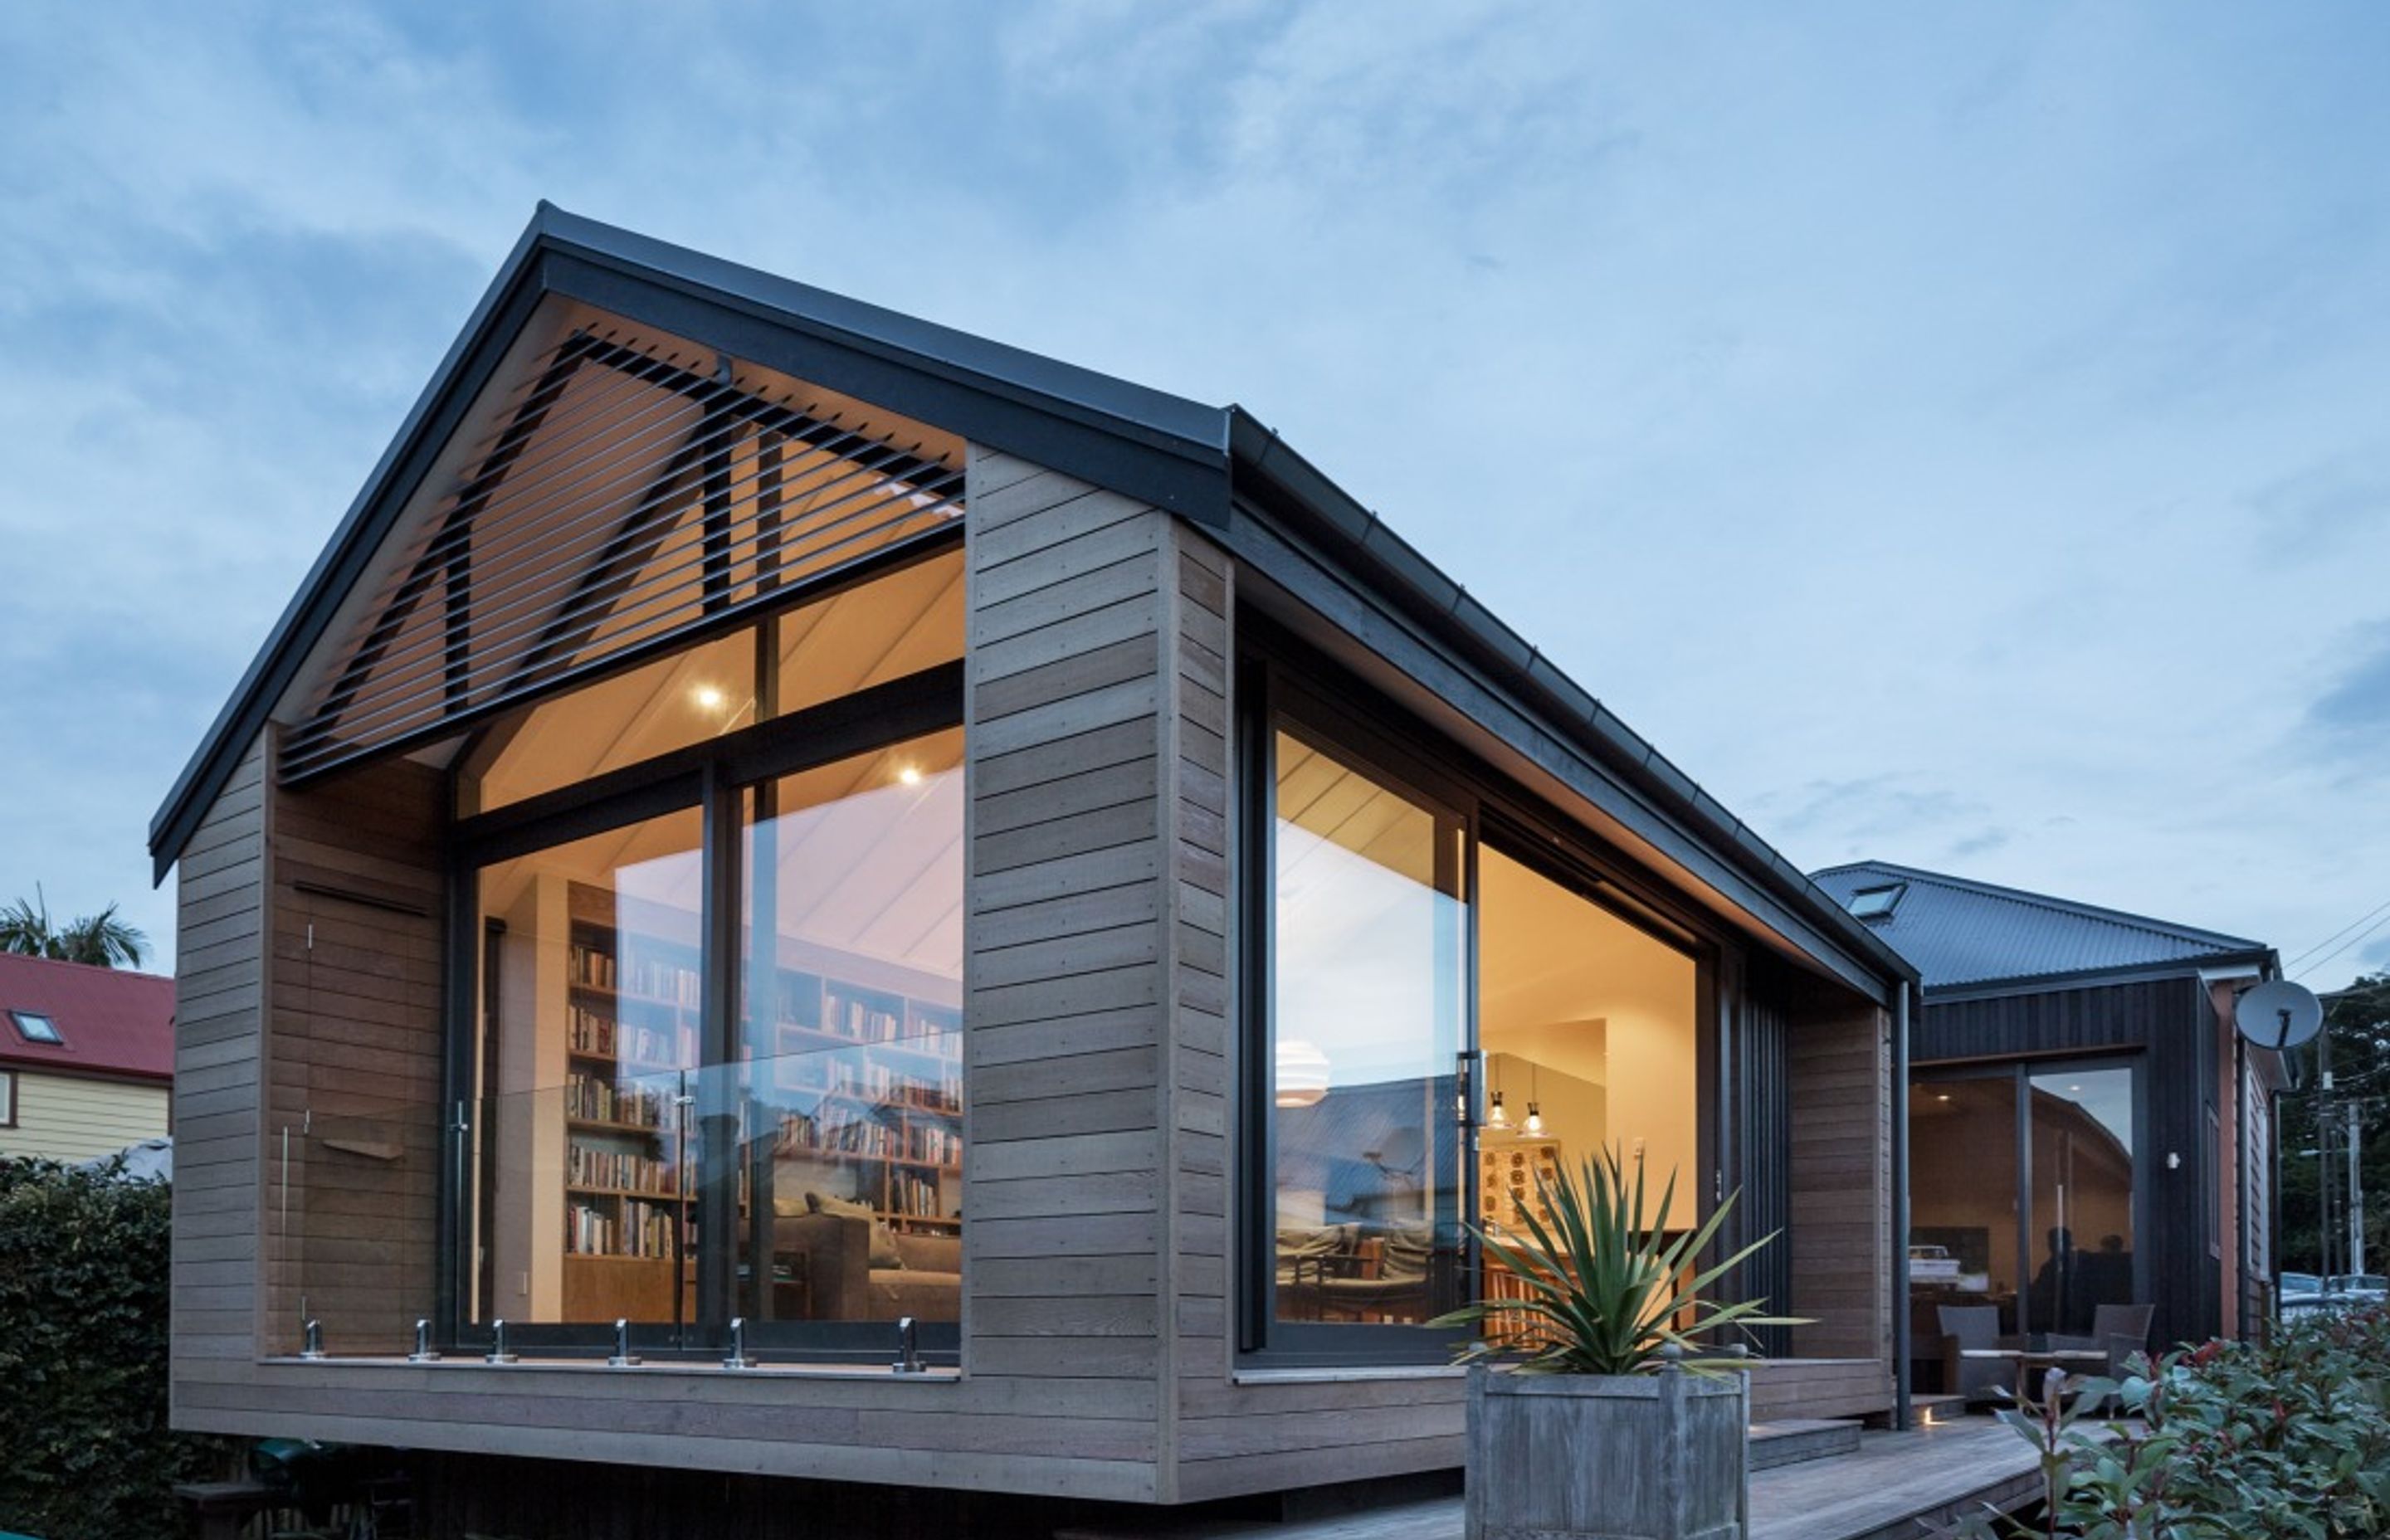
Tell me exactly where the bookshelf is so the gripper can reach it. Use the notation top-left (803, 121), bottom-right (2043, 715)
top-left (763, 974), bottom-right (963, 1235)
top-left (550, 880), bottom-right (966, 1321)
top-left (558, 883), bottom-right (699, 1322)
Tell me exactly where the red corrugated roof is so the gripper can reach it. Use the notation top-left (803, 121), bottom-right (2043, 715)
top-left (0, 953), bottom-right (174, 1081)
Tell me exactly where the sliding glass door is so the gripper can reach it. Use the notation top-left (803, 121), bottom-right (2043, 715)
top-left (1910, 1060), bottom-right (2142, 1348)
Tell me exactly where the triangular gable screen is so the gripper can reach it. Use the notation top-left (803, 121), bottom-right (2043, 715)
top-left (283, 325), bottom-right (966, 782)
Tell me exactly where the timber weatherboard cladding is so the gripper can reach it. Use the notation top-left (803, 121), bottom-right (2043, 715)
top-left (1785, 1002), bottom-right (1895, 1382)
top-left (170, 737), bottom-right (268, 1401)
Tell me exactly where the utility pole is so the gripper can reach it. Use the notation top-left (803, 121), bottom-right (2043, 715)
top-left (2350, 1102), bottom-right (2366, 1279)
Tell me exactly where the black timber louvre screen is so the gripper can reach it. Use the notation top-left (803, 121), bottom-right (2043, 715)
top-left (282, 327), bottom-right (966, 782)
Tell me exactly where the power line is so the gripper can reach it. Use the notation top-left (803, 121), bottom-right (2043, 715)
top-left (2296, 906), bottom-right (2390, 983)
top-left (2287, 894), bottom-right (2390, 971)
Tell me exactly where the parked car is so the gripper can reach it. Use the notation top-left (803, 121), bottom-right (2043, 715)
top-left (2279, 1271), bottom-right (2383, 1318)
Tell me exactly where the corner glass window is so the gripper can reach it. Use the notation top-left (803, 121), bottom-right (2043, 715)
top-left (8, 1011), bottom-right (61, 1045)
top-left (1267, 724), bottom-right (1468, 1328)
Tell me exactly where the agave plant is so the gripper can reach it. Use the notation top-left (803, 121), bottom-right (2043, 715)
top-left (1431, 1143), bottom-right (1803, 1375)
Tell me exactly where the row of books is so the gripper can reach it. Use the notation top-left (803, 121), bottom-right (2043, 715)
top-left (905, 1123), bottom-right (958, 1165)
top-left (564, 1198), bottom-right (680, 1258)
top-left (563, 1074), bottom-right (675, 1131)
top-left (773, 1109), bottom-right (901, 1159)
top-left (566, 1006), bottom-right (695, 1069)
top-left (888, 1171), bottom-right (950, 1219)
top-left (566, 1141), bottom-right (679, 1196)
top-left (568, 942), bottom-right (702, 1008)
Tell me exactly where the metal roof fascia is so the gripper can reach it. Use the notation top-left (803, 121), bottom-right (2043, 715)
top-left (1919, 948), bottom-right (2279, 1005)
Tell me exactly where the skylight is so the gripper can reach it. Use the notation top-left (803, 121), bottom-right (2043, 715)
top-left (9, 1010), bottom-right (62, 1045)
top-left (1847, 885), bottom-right (1905, 922)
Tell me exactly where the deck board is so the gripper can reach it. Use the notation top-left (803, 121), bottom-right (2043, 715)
top-left (1056, 1420), bottom-right (2044, 1540)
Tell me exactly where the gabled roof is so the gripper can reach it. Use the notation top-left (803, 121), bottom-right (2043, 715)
top-left (1809, 860), bottom-right (2270, 992)
top-left (149, 202), bottom-right (1916, 1000)
top-left (0, 954), bottom-right (174, 1082)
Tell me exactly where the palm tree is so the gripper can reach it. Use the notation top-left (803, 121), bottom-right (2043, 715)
top-left (0, 888), bottom-right (148, 968)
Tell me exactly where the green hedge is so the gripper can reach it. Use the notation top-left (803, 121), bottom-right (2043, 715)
top-left (0, 1157), bottom-right (229, 1540)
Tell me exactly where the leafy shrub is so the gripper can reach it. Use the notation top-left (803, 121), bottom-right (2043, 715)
top-left (1963, 1304), bottom-right (2390, 1538)
top-left (0, 1157), bottom-right (232, 1540)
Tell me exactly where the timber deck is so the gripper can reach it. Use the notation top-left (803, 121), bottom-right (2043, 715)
top-left (1057, 1418), bottom-right (2044, 1540)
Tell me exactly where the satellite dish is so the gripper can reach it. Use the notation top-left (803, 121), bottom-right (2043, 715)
top-left (2235, 979), bottom-right (2324, 1052)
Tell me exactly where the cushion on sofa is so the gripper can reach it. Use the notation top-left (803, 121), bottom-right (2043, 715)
top-left (808, 1191), bottom-right (904, 1268)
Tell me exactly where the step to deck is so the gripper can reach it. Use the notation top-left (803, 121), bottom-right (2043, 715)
top-left (1749, 1417), bottom-right (1864, 1471)
top-left (1913, 1393), bottom-right (1970, 1427)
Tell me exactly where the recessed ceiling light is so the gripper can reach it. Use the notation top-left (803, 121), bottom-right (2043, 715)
top-left (897, 765), bottom-right (924, 787)
top-left (692, 685), bottom-right (726, 711)
top-left (1935, 1094), bottom-right (1951, 1103)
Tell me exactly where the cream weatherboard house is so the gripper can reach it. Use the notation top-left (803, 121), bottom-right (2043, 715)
top-left (0, 953), bottom-right (172, 1165)
top-left (152, 205), bottom-right (1919, 1532)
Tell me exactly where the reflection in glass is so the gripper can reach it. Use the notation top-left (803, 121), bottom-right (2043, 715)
top-left (2027, 1069), bottom-right (2137, 1335)
top-left (738, 729), bottom-right (964, 1324)
top-left (1270, 727), bottom-right (1466, 1326)
top-left (470, 807), bottom-right (705, 1328)
top-left (1475, 846), bottom-right (1698, 1254)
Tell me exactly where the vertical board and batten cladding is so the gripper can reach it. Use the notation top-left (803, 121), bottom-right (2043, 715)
top-left (1785, 1003), bottom-right (1894, 1371)
top-left (171, 735), bottom-right (269, 1407)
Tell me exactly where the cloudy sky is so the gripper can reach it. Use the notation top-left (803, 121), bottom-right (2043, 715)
top-left (3, 2), bottom-right (2387, 987)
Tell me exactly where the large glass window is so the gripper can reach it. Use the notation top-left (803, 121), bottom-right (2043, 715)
top-left (471, 807), bottom-right (706, 1330)
top-left (1267, 726), bottom-right (1468, 1329)
top-left (736, 729), bottom-right (965, 1327)
top-left (456, 542), bottom-right (964, 1356)
top-left (1475, 845), bottom-right (1699, 1254)
top-left (1908, 1060), bottom-right (2139, 1369)
top-left (2027, 1068), bottom-right (2138, 1334)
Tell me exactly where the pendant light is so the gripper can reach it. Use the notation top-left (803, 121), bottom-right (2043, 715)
top-left (1524, 1062), bottom-right (1544, 1137)
top-left (1488, 1060), bottom-right (1508, 1128)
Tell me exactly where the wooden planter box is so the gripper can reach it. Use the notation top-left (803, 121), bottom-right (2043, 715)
top-left (1466, 1364), bottom-right (1748, 1540)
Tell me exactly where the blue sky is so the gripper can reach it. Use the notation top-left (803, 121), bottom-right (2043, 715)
top-left (3, 2), bottom-right (2388, 987)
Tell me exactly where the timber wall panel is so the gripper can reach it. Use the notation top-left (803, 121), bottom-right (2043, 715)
top-left (961, 446), bottom-right (1170, 1495)
top-left (170, 735), bottom-right (268, 1411)
top-left (1785, 1003), bottom-right (1895, 1382)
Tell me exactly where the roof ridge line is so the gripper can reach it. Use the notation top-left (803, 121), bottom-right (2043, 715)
top-left (1817, 857), bottom-right (2262, 953)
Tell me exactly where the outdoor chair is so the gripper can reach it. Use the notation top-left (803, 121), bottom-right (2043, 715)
top-left (1939, 1304), bottom-right (2023, 1406)
top-left (2049, 1301), bottom-right (2154, 1379)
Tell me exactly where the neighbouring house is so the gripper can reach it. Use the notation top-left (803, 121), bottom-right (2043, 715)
top-left (0, 953), bottom-right (173, 1165)
top-left (149, 203), bottom-right (1919, 1527)
top-left (1810, 860), bottom-right (2283, 1386)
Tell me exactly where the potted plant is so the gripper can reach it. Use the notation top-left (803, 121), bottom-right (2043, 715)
top-left (1430, 1145), bottom-right (1802, 1540)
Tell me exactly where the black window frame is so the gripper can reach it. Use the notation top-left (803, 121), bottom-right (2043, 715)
top-left (437, 625), bottom-right (967, 1366)
top-left (1236, 628), bottom-right (1725, 1368)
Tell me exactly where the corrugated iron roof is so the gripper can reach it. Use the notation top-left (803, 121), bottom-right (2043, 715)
top-left (0, 954), bottom-right (173, 1081)
top-left (1808, 860), bottom-right (2267, 992)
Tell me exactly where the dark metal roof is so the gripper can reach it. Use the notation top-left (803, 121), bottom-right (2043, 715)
top-left (1810, 860), bottom-right (2269, 992)
top-left (148, 204), bottom-right (1913, 997)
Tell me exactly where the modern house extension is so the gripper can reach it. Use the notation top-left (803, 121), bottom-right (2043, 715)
top-left (1811, 860), bottom-right (2283, 1392)
top-left (151, 203), bottom-right (1919, 1515)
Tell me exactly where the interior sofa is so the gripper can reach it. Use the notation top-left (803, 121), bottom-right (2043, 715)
top-left (771, 1208), bottom-right (960, 1322)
